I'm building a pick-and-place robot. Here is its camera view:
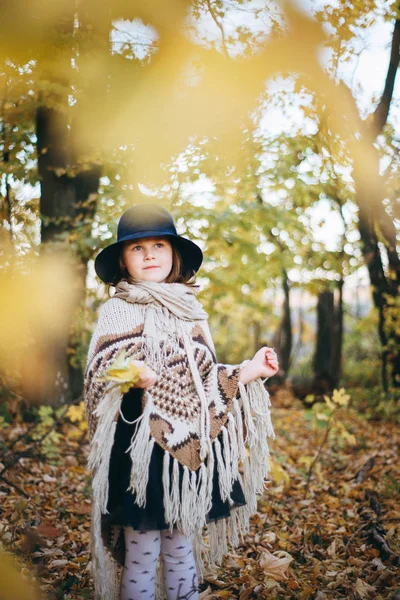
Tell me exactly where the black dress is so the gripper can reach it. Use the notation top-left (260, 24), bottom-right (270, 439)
top-left (106, 388), bottom-right (246, 531)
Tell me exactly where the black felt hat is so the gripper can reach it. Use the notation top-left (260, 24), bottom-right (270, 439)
top-left (94, 204), bottom-right (203, 284)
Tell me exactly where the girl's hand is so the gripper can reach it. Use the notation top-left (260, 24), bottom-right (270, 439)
top-left (257, 347), bottom-right (279, 379)
top-left (239, 347), bottom-right (279, 385)
top-left (132, 361), bottom-right (158, 388)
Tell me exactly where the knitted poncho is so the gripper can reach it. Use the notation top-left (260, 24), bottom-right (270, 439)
top-left (84, 281), bottom-right (274, 600)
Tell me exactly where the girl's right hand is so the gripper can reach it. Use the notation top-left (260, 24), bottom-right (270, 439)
top-left (132, 361), bottom-right (158, 388)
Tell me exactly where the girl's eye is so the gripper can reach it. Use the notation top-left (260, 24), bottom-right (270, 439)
top-left (155, 243), bottom-right (164, 248)
top-left (132, 245), bottom-right (142, 251)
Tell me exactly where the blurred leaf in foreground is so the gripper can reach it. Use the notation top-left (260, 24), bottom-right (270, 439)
top-left (0, 251), bottom-right (79, 402)
top-left (0, 550), bottom-right (41, 600)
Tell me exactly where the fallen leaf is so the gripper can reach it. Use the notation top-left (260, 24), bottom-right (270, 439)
top-left (20, 528), bottom-right (43, 553)
top-left (36, 524), bottom-right (63, 538)
top-left (239, 585), bottom-right (256, 600)
top-left (204, 577), bottom-right (227, 588)
top-left (199, 587), bottom-right (234, 600)
top-left (354, 578), bottom-right (376, 599)
top-left (371, 557), bottom-right (386, 571)
top-left (224, 555), bottom-right (245, 569)
top-left (72, 503), bottom-right (92, 515)
top-left (327, 539), bottom-right (336, 558)
top-left (270, 459), bottom-right (290, 486)
top-left (42, 474), bottom-right (56, 483)
top-left (262, 531), bottom-right (277, 545)
top-left (298, 456), bottom-right (314, 470)
top-left (259, 550), bottom-right (293, 581)
top-left (49, 559), bottom-right (68, 568)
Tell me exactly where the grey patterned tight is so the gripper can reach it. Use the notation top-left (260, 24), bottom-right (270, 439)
top-left (120, 527), bottom-right (199, 600)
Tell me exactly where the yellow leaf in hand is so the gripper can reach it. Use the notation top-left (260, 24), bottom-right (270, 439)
top-left (104, 368), bottom-right (134, 383)
top-left (99, 350), bottom-right (146, 393)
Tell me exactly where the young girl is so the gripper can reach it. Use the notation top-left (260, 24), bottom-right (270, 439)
top-left (84, 204), bottom-right (278, 600)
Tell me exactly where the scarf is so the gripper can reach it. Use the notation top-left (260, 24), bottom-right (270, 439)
top-left (114, 280), bottom-right (208, 321)
top-left (114, 280), bottom-right (211, 460)
top-left (84, 280), bottom-right (275, 600)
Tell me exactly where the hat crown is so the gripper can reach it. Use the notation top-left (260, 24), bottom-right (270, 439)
top-left (118, 204), bottom-right (177, 241)
top-left (94, 203), bottom-right (203, 284)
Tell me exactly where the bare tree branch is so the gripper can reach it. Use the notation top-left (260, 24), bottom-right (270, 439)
top-left (205, 0), bottom-right (229, 58)
top-left (371, 16), bottom-right (400, 135)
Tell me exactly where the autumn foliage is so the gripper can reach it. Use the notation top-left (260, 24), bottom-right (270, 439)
top-left (1, 388), bottom-right (399, 599)
top-left (1, 0), bottom-right (400, 598)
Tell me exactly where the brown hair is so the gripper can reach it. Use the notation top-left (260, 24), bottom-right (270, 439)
top-left (112, 238), bottom-right (197, 288)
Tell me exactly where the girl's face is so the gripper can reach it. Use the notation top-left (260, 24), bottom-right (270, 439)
top-left (120, 237), bottom-right (173, 283)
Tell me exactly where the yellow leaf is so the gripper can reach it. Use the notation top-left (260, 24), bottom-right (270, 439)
top-left (323, 395), bottom-right (336, 411)
top-left (334, 420), bottom-right (356, 445)
top-left (341, 429), bottom-right (356, 446)
top-left (332, 388), bottom-right (350, 407)
top-left (298, 455), bottom-right (314, 470)
top-left (78, 420), bottom-right (88, 432)
top-left (315, 411), bottom-right (329, 421)
top-left (314, 462), bottom-right (324, 483)
top-left (0, 550), bottom-right (41, 599)
top-left (67, 426), bottom-right (86, 440)
top-left (66, 401), bottom-right (85, 423)
top-left (98, 350), bottom-right (146, 392)
top-left (104, 368), bottom-right (134, 383)
top-left (269, 459), bottom-right (290, 486)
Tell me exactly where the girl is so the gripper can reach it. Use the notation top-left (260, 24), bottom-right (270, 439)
top-left (84, 204), bottom-right (278, 600)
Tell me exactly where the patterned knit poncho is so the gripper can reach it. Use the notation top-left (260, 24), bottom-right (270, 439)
top-left (84, 281), bottom-right (274, 600)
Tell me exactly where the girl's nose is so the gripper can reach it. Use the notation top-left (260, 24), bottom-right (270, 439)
top-left (144, 247), bottom-right (155, 260)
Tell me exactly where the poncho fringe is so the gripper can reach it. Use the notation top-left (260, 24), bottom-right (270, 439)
top-left (87, 376), bottom-right (274, 600)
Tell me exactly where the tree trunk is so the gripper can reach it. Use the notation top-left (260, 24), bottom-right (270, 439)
top-left (36, 9), bottom-right (104, 403)
top-left (332, 277), bottom-right (344, 385)
top-left (357, 200), bottom-right (391, 391)
top-left (314, 290), bottom-right (334, 378)
top-left (274, 269), bottom-right (292, 375)
top-left (1, 118), bottom-right (15, 258)
top-left (281, 268), bottom-right (292, 374)
top-left (37, 102), bottom-right (102, 401)
top-left (253, 320), bottom-right (261, 356)
top-left (355, 14), bottom-right (400, 390)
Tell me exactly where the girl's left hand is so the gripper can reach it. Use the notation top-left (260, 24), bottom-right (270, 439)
top-left (239, 347), bottom-right (279, 385)
top-left (257, 347), bottom-right (279, 379)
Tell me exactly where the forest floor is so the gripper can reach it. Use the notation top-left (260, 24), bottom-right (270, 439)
top-left (0, 388), bottom-right (399, 600)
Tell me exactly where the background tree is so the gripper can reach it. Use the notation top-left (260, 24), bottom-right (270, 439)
top-left (1, 0), bottom-right (399, 402)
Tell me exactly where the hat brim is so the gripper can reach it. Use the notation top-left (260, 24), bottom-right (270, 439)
top-left (94, 231), bottom-right (203, 284)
